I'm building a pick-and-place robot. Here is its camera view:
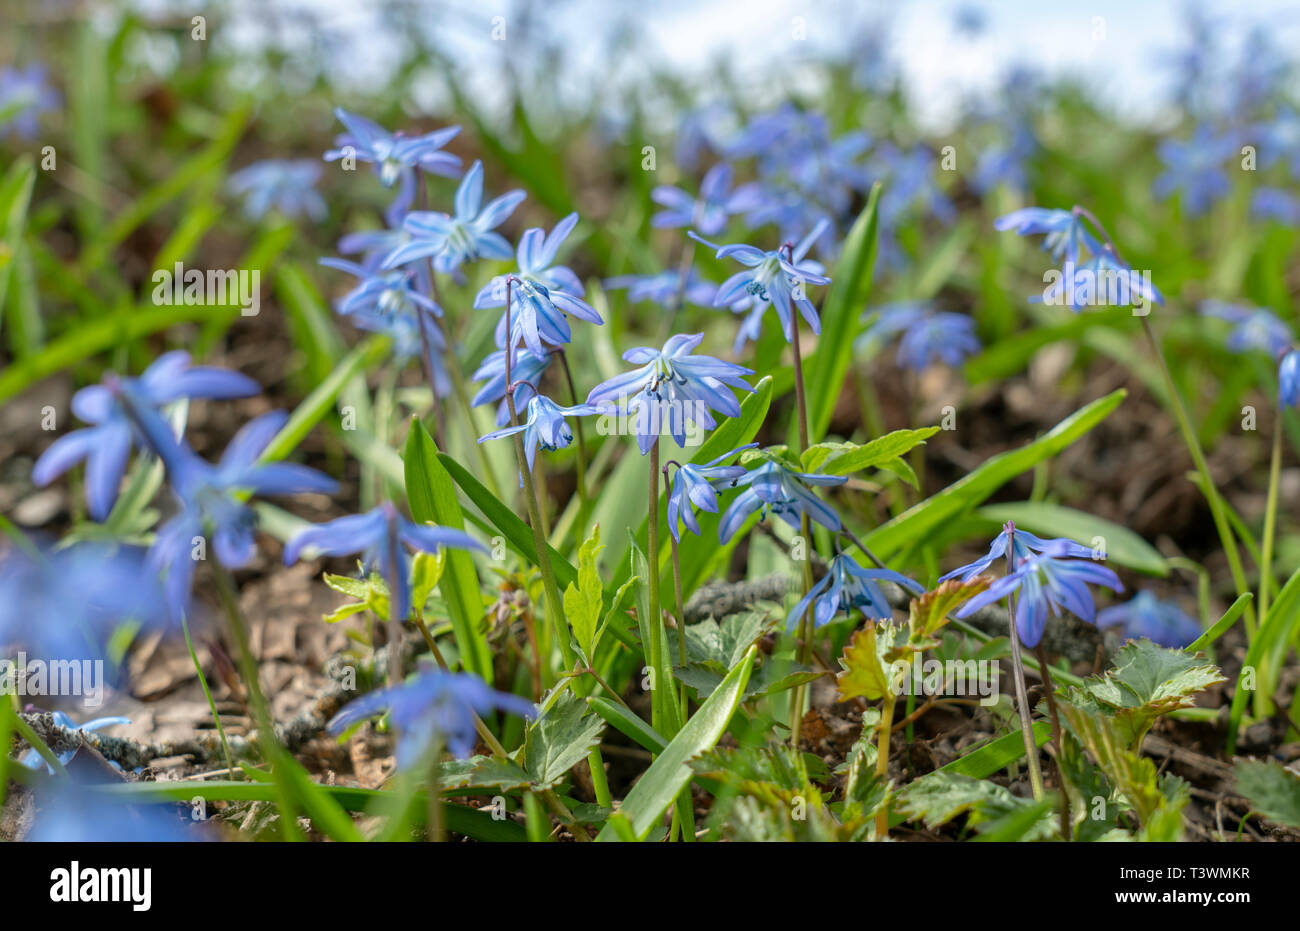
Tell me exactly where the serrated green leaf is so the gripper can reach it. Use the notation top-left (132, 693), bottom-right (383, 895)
top-left (1235, 759), bottom-right (1300, 828)
top-left (524, 693), bottom-right (606, 789)
top-left (564, 525), bottom-right (605, 662)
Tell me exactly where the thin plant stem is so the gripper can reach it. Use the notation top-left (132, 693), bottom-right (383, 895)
top-left (557, 348), bottom-right (590, 516)
top-left (874, 692), bottom-right (896, 839)
top-left (788, 295), bottom-right (816, 743)
top-left (1006, 588), bottom-right (1045, 801)
top-left (1034, 643), bottom-right (1072, 841)
top-left (182, 614), bottom-right (235, 778)
top-left (647, 440), bottom-right (668, 731)
top-left (1259, 410), bottom-right (1284, 621)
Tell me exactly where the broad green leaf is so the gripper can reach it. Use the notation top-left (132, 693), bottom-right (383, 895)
top-left (564, 525), bottom-right (605, 662)
top-left (802, 427), bottom-right (940, 476)
top-left (907, 576), bottom-right (993, 645)
top-left (596, 644), bottom-right (756, 841)
top-left (1235, 759), bottom-right (1300, 828)
top-left (411, 550), bottom-right (447, 615)
top-left (587, 696), bottom-right (666, 755)
top-left (860, 390), bottom-right (1127, 561)
top-left (896, 770), bottom-right (1055, 839)
top-left (403, 419), bottom-right (492, 680)
top-left (836, 621), bottom-right (906, 702)
top-left (524, 693), bottom-right (606, 789)
top-left (440, 756), bottom-right (533, 793)
top-left (976, 501), bottom-right (1169, 576)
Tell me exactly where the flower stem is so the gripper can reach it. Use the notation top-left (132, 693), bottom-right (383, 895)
top-left (1034, 643), bottom-right (1072, 841)
top-left (647, 440), bottom-right (668, 731)
top-left (1259, 410), bottom-right (1284, 621)
top-left (874, 692), bottom-right (896, 839)
top-left (182, 613), bottom-right (236, 777)
top-left (1005, 588), bottom-right (1045, 801)
top-left (788, 307), bottom-right (816, 744)
top-left (557, 348), bottom-right (590, 518)
top-left (1140, 317), bottom-right (1255, 636)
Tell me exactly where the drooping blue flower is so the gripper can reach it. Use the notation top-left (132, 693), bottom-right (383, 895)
top-left (1152, 127), bottom-right (1237, 216)
top-left (284, 501), bottom-right (485, 625)
top-left (691, 221), bottom-right (831, 343)
top-left (603, 269), bottom-right (719, 311)
top-left (1256, 107), bottom-right (1300, 179)
top-left (665, 444), bottom-right (756, 542)
top-left (860, 302), bottom-right (981, 371)
top-left (29, 783), bottom-right (202, 842)
top-left (586, 333), bottom-right (754, 455)
top-left (141, 409), bottom-right (338, 620)
top-left (0, 542), bottom-right (165, 665)
top-left (227, 159), bottom-right (327, 221)
top-left (786, 552), bottom-right (923, 630)
top-left (320, 258), bottom-right (441, 320)
top-left (382, 161), bottom-right (525, 276)
top-left (940, 522), bottom-right (1095, 583)
top-left (471, 346), bottom-right (553, 427)
top-left (32, 352), bottom-right (258, 521)
top-left (718, 459), bottom-right (847, 543)
top-left (477, 394), bottom-right (602, 472)
top-left (955, 530), bottom-right (1123, 648)
top-left (1096, 591), bottom-right (1202, 649)
top-left (1200, 301), bottom-right (1292, 357)
top-left (472, 213), bottom-right (603, 355)
top-left (20, 711), bottom-right (132, 773)
top-left (1251, 187), bottom-right (1300, 226)
top-left (1040, 248), bottom-right (1165, 312)
top-left (328, 665), bottom-right (535, 765)
top-left (651, 162), bottom-right (762, 236)
top-left (324, 108), bottom-right (461, 224)
top-left (1279, 350), bottom-right (1300, 409)
top-left (993, 207), bottom-right (1101, 264)
top-left (0, 65), bottom-right (59, 139)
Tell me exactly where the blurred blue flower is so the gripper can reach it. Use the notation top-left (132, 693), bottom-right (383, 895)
top-left (472, 346), bottom-right (553, 426)
top-left (861, 302), bottom-right (981, 371)
top-left (940, 522), bottom-right (1094, 582)
top-left (651, 163), bottom-right (762, 236)
top-left (227, 159), bottom-right (327, 221)
top-left (873, 144), bottom-right (955, 226)
top-left (604, 269), bottom-right (719, 310)
top-left (1279, 350), bottom-right (1300, 409)
top-left (144, 409), bottom-right (337, 620)
top-left (473, 213), bottom-right (603, 355)
top-left (1039, 248), bottom-right (1165, 312)
top-left (328, 665), bottom-right (535, 765)
top-left (1153, 127), bottom-right (1236, 215)
top-left (586, 333), bottom-right (754, 455)
top-left (478, 394), bottom-right (602, 472)
top-left (956, 531), bottom-right (1123, 648)
top-left (993, 207), bottom-right (1101, 264)
top-left (1096, 591), bottom-right (1201, 649)
top-left (383, 161), bottom-right (525, 276)
top-left (786, 552), bottom-right (922, 630)
top-left (719, 459), bottom-right (846, 543)
top-left (1200, 300), bottom-right (1291, 356)
top-left (0, 542), bottom-right (165, 665)
top-left (320, 258), bottom-right (441, 320)
top-left (20, 711), bottom-right (131, 773)
top-left (284, 501), bottom-right (485, 625)
top-left (1252, 187), bottom-right (1300, 226)
top-left (665, 444), bottom-right (755, 542)
top-left (324, 108), bottom-right (461, 224)
top-left (1256, 107), bottom-right (1300, 178)
top-left (0, 65), bottom-right (59, 139)
top-left (32, 352), bottom-right (258, 521)
top-left (29, 783), bottom-right (200, 842)
top-left (692, 220), bottom-right (831, 343)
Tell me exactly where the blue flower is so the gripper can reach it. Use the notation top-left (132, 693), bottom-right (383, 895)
top-left (1251, 187), bottom-right (1300, 226)
top-left (471, 346), bottom-right (553, 427)
top-left (0, 542), bottom-right (165, 665)
top-left (477, 394), bottom-right (603, 472)
top-left (940, 522), bottom-right (1094, 583)
top-left (20, 712), bottom-right (132, 773)
top-left (691, 221), bottom-right (831, 343)
top-left (324, 108), bottom-right (461, 224)
top-left (1152, 127), bottom-right (1236, 216)
top-left (284, 501), bottom-right (485, 625)
top-left (227, 159), bottom-right (327, 221)
top-left (872, 144), bottom-right (955, 227)
top-left (328, 665), bottom-right (535, 764)
top-left (143, 410), bottom-right (338, 620)
top-left (651, 163), bottom-right (762, 236)
top-left (956, 534), bottom-right (1123, 648)
top-left (32, 352), bottom-right (258, 521)
top-left (472, 213), bottom-right (603, 355)
top-left (718, 459), bottom-right (846, 543)
top-left (786, 552), bottom-right (923, 630)
top-left (1279, 350), bottom-right (1300, 409)
top-left (993, 207), bottom-right (1101, 264)
top-left (1200, 301), bottom-right (1292, 357)
top-left (382, 161), bottom-right (525, 275)
top-left (1256, 107), bottom-right (1300, 178)
top-left (665, 444), bottom-right (756, 541)
top-left (586, 333), bottom-right (754, 454)
top-left (861, 302), bottom-right (981, 371)
top-left (30, 783), bottom-right (202, 842)
top-left (1096, 591), bottom-right (1202, 649)
top-left (0, 65), bottom-right (59, 139)
top-left (320, 258), bottom-right (442, 320)
top-left (604, 270), bottom-right (719, 310)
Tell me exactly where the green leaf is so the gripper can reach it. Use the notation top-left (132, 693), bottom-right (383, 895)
top-left (896, 770), bottom-right (1055, 839)
top-left (596, 645), bottom-right (756, 841)
top-left (411, 551), bottom-right (447, 615)
top-left (0, 156), bottom-right (37, 356)
top-left (403, 418), bottom-right (492, 680)
top-left (836, 621), bottom-right (906, 702)
top-left (524, 693), bottom-right (606, 789)
top-left (1185, 591), bottom-right (1251, 654)
top-left (802, 427), bottom-right (940, 476)
top-left (907, 576), bottom-right (994, 645)
top-left (586, 696), bottom-right (667, 755)
top-left (564, 525), bottom-right (605, 662)
top-left (1235, 759), bottom-right (1300, 828)
top-left (976, 501), bottom-right (1169, 576)
top-left (1228, 565), bottom-right (1300, 752)
top-left (803, 185), bottom-right (881, 443)
top-left (440, 756), bottom-right (534, 793)
top-left (860, 390), bottom-right (1127, 561)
